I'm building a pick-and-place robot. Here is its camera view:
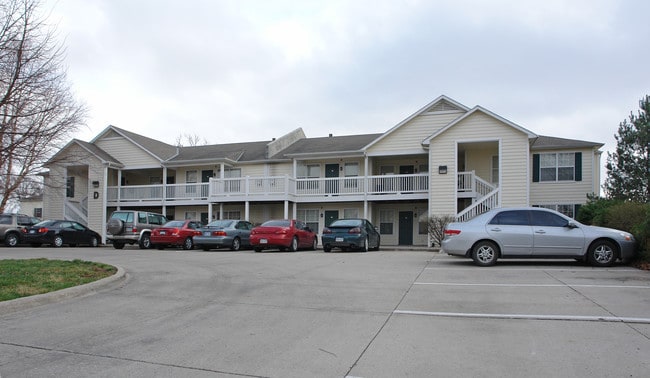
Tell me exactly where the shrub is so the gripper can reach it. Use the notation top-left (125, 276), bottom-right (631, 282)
top-left (428, 214), bottom-right (455, 247)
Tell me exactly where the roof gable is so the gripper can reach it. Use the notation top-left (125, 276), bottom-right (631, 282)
top-left (422, 106), bottom-right (537, 145)
top-left (92, 125), bottom-right (178, 162)
top-left (45, 139), bottom-right (122, 167)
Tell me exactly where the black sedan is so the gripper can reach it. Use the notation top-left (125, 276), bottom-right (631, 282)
top-left (23, 220), bottom-right (101, 248)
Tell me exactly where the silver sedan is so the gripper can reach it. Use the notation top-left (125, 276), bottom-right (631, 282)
top-left (194, 220), bottom-right (253, 251)
top-left (441, 207), bottom-right (636, 267)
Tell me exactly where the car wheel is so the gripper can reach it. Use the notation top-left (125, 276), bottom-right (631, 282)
top-left (231, 237), bottom-right (241, 251)
top-left (4, 232), bottom-right (19, 247)
top-left (182, 237), bottom-right (194, 250)
top-left (472, 241), bottom-right (498, 266)
top-left (107, 218), bottom-right (124, 235)
top-left (360, 237), bottom-right (369, 252)
top-left (587, 240), bottom-right (617, 267)
top-left (113, 241), bottom-right (125, 249)
top-left (289, 236), bottom-right (298, 252)
top-left (139, 234), bottom-right (152, 249)
top-left (53, 235), bottom-right (64, 248)
top-left (89, 236), bottom-right (99, 247)
top-left (311, 237), bottom-right (318, 251)
top-left (323, 245), bottom-right (331, 252)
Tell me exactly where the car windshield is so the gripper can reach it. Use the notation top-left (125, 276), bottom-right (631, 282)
top-left (163, 221), bottom-right (185, 228)
top-left (262, 220), bottom-right (290, 227)
top-left (207, 220), bottom-right (235, 228)
top-left (330, 220), bottom-right (362, 227)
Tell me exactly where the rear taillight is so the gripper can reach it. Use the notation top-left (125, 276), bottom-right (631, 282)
top-left (213, 231), bottom-right (227, 236)
top-left (131, 227), bottom-right (138, 233)
top-left (444, 229), bottom-right (461, 236)
top-left (171, 228), bottom-right (180, 236)
top-left (38, 227), bottom-right (49, 234)
top-left (348, 227), bottom-right (361, 234)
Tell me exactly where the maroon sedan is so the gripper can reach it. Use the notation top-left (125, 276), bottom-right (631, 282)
top-left (151, 220), bottom-right (203, 250)
top-left (250, 219), bottom-right (318, 252)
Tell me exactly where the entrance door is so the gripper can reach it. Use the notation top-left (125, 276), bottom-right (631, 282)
top-left (325, 164), bottom-right (339, 194)
top-left (398, 211), bottom-right (413, 245)
top-left (324, 210), bottom-right (339, 227)
top-left (201, 170), bottom-right (213, 198)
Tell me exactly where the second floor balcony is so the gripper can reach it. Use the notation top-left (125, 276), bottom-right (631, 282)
top-left (107, 173), bottom-right (430, 205)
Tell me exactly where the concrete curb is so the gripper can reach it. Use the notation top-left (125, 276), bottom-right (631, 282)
top-left (0, 264), bottom-right (127, 315)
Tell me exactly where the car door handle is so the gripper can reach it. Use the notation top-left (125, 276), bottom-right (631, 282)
top-left (535, 230), bottom-right (546, 234)
top-left (489, 228), bottom-right (502, 232)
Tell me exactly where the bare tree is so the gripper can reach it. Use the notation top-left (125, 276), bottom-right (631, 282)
top-left (0, 0), bottom-right (86, 212)
top-left (175, 133), bottom-right (208, 147)
top-left (427, 214), bottom-right (455, 247)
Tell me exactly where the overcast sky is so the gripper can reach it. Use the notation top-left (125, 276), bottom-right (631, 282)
top-left (44, 0), bottom-right (649, 158)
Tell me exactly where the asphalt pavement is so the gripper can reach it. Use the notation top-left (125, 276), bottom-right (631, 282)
top-left (0, 246), bottom-right (649, 377)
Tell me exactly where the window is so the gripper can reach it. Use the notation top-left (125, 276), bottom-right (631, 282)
top-left (186, 170), bottom-right (198, 193)
top-left (66, 177), bottom-right (75, 198)
top-left (489, 210), bottom-right (529, 226)
top-left (379, 210), bottom-right (394, 234)
top-left (223, 211), bottom-right (241, 220)
top-left (33, 208), bottom-right (42, 218)
top-left (418, 211), bottom-right (428, 235)
top-left (536, 204), bottom-right (576, 218)
top-left (491, 155), bottom-right (499, 184)
top-left (297, 209), bottom-right (319, 231)
top-left (531, 210), bottom-right (568, 227)
top-left (343, 208), bottom-right (359, 219)
top-left (297, 164), bottom-right (320, 178)
top-left (344, 162), bottom-right (359, 189)
top-left (185, 211), bottom-right (197, 220)
top-left (535, 153), bottom-right (581, 182)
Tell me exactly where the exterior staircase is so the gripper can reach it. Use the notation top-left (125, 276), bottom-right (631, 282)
top-left (456, 172), bottom-right (499, 222)
top-left (65, 196), bottom-right (88, 225)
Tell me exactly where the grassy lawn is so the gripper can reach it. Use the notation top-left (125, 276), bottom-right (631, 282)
top-left (0, 259), bottom-right (117, 302)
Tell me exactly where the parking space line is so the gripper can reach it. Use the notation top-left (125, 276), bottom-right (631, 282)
top-left (394, 310), bottom-right (650, 324)
top-left (425, 267), bottom-right (639, 272)
top-left (414, 282), bottom-right (650, 289)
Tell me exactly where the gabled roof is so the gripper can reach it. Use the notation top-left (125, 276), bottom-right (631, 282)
top-left (281, 133), bottom-right (383, 158)
top-left (92, 125), bottom-right (179, 162)
top-left (45, 139), bottom-right (123, 168)
top-left (364, 95), bottom-right (469, 150)
top-left (422, 105), bottom-right (538, 145)
top-left (531, 135), bottom-right (604, 150)
top-left (167, 140), bottom-right (273, 165)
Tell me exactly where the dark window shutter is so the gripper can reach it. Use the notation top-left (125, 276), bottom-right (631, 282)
top-left (574, 204), bottom-right (581, 219)
top-left (533, 154), bottom-right (540, 182)
top-left (574, 152), bottom-right (582, 181)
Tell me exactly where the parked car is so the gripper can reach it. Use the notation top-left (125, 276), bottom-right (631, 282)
top-left (321, 218), bottom-right (380, 252)
top-left (0, 213), bottom-right (40, 247)
top-left (23, 220), bottom-right (101, 248)
top-left (250, 219), bottom-right (318, 252)
top-left (106, 210), bottom-right (167, 249)
top-left (441, 207), bottom-right (636, 267)
top-left (194, 219), bottom-right (254, 251)
top-left (150, 220), bottom-right (203, 250)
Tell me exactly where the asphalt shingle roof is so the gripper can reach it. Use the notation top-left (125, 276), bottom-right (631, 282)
top-left (531, 135), bottom-right (604, 150)
top-left (279, 133), bottom-right (383, 156)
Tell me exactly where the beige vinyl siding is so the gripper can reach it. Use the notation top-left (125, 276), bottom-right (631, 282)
top-left (464, 145), bottom-right (499, 183)
top-left (368, 112), bottom-right (462, 154)
top-left (96, 137), bottom-right (161, 167)
top-left (530, 148), bottom-right (598, 205)
top-left (44, 165), bottom-right (66, 220)
top-left (429, 112), bottom-right (530, 217)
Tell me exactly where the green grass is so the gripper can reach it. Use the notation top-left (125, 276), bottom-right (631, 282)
top-left (0, 259), bottom-right (117, 302)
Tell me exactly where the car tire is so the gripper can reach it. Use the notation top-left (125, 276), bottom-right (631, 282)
top-left (360, 237), bottom-right (369, 252)
top-left (53, 235), bottom-right (64, 248)
top-left (4, 232), bottom-right (19, 247)
top-left (587, 240), bottom-right (617, 267)
top-left (311, 237), bottom-right (317, 251)
top-left (472, 240), bottom-right (499, 266)
top-left (289, 236), bottom-right (298, 252)
top-left (323, 245), bottom-right (331, 252)
top-left (231, 237), bottom-right (241, 251)
top-left (182, 237), bottom-right (194, 250)
top-left (112, 241), bottom-right (125, 249)
top-left (107, 218), bottom-right (124, 235)
top-left (89, 236), bottom-right (99, 247)
top-left (139, 234), bottom-right (152, 249)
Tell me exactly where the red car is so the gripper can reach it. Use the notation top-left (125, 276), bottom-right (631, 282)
top-left (250, 219), bottom-right (318, 252)
top-left (150, 220), bottom-right (203, 250)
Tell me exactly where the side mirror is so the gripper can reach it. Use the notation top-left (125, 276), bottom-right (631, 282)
top-left (566, 222), bottom-right (579, 229)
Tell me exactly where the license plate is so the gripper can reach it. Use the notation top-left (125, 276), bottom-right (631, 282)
top-left (160, 231), bottom-right (166, 235)
top-left (260, 238), bottom-right (268, 244)
top-left (30, 230), bottom-right (36, 234)
top-left (203, 232), bottom-right (211, 236)
top-left (336, 237), bottom-right (344, 242)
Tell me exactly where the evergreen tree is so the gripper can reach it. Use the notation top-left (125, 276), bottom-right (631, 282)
top-left (604, 95), bottom-right (650, 202)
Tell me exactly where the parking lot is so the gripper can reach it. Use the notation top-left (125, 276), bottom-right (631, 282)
top-left (0, 247), bottom-right (649, 377)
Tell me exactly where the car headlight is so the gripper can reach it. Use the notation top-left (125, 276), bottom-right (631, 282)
top-left (619, 232), bottom-right (633, 241)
